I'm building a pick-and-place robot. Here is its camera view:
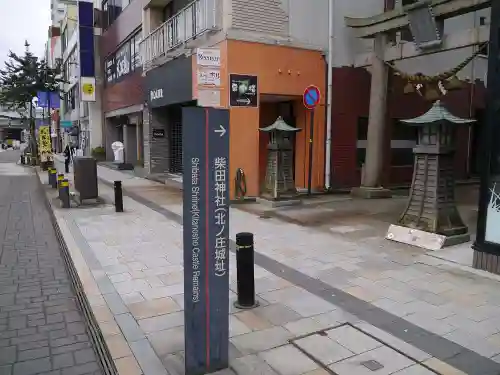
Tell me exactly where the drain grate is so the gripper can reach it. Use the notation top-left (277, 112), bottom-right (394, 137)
top-left (289, 322), bottom-right (441, 375)
top-left (361, 360), bottom-right (384, 371)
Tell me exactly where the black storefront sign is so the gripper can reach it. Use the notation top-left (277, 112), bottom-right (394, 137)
top-left (152, 128), bottom-right (165, 138)
top-left (144, 56), bottom-right (193, 108)
top-left (229, 74), bottom-right (258, 107)
top-left (182, 107), bottom-right (230, 375)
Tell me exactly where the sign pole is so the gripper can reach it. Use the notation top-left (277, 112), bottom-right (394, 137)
top-left (307, 110), bottom-right (315, 195)
top-left (303, 85), bottom-right (321, 195)
top-left (182, 107), bottom-right (230, 375)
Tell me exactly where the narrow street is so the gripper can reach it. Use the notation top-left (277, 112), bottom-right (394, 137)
top-left (0, 150), bottom-right (102, 375)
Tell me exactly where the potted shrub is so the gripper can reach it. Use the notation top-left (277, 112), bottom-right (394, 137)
top-left (91, 146), bottom-right (106, 161)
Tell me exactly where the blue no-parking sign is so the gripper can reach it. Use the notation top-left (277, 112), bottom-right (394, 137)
top-left (303, 85), bottom-right (321, 110)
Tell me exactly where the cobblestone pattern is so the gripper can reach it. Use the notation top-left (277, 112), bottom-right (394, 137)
top-left (0, 158), bottom-right (102, 375)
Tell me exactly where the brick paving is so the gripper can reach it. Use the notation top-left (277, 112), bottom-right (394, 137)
top-left (0, 152), bottom-right (102, 375)
top-left (47, 155), bottom-right (500, 375)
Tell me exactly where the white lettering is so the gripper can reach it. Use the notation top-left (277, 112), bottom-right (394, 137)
top-left (150, 89), bottom-right (163, 101)
top-left (190, 157), bottom-right (201, 302)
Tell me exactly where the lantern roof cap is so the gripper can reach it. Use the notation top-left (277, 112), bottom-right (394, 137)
top-left (400, 100), bottom-right (476, 125)
top-left (259, 116), bottom-right (301, 132)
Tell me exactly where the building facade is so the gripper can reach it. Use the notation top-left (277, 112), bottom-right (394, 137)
top-left (59, 0), bottom-right (104, 156)
top-left (330, 0), bottom-right (490, 190)
top-left (140, 0), bottom-right (330, 198)
top-left (100, 0), bottom-right (144, 166)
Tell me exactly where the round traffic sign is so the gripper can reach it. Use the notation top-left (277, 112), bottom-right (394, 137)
top-left (303, 85), bottom-right (321, 110)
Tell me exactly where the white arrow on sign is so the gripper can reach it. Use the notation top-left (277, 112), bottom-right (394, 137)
top-left (214, 124), bottom-right (226, 137)
top-left (237, 98), bottom-right (251, 105)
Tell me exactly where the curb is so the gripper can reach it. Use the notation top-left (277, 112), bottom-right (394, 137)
top-left (35, 168), bottom-right (118, 375)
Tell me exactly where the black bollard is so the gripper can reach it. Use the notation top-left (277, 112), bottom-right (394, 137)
top-left (47, 168), bottom-right (52, 184)
top-left (114, 181), bottom-right (123, 213)
top-left (49, 169), bottom-right (57, 188)
top-left (57, 174), bottom-right (64, 198)
top-left (59, 179), bottom-right (70, 208)
top-left (20, 155), bottom-right (25, 165)
top-left (234, 232), bottom-right (259, 309)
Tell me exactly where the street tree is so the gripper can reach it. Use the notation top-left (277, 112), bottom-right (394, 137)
top-left (0, 40), bottom-right (65, 154)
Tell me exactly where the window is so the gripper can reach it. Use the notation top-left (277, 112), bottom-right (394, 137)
top-left (115, 42), bottom-right (131, 79)
top-left (356, 117), bottom-right (368, 167)
top-left (479, 43), bottom-right (489, 57)
top-left (61, 27), bottom-right (68, 52)
top-left (132, 33), bottom-right (142, 70)
top-left (102, 0), bottom-right (108, 29)
top-left (103, 0), bottom-right (123, 30)
top-left (105, 30), bottom-right (142, 85)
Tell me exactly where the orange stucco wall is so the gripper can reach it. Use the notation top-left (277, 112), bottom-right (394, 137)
top-left (226, 40), bottom-right (326, 198)
top-left (192, 40), bottom-right (326, 198)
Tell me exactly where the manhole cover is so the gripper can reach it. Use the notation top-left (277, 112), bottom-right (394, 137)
top-left (292, 324), bottom-right (436, 374)
top-left (361, 360), bottom-right (384, 371)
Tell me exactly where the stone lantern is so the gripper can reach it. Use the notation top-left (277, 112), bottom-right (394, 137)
top-left (259, 116), bottom-right (301, 200)
top-left (387, 100), bottom-right (476, 250)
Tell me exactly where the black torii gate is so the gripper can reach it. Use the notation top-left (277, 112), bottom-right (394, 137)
top-left (473, 0), bottom-right (500, 273)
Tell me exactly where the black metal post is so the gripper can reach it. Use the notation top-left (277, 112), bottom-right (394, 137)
top-left (114, 181), bottom-right (123, 213)
top-left (234, 232), bottom-right (259, 309)
top-left (49, 169), bottom-right (57, 188)
top-left (307, 110), bottom-right (315, 195)
top-left (59, 179), bottom-right (70, 208)
top-left (20, 155), bottom-right (25, 165)
top-left (46, 168), bottom-right (52, 184)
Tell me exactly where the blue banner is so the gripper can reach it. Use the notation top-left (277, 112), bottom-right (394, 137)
top-left (36, 91), bottom-right (60, 109)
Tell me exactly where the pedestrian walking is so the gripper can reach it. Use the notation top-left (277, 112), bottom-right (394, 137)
top-left (64, 144), bottom-right (71, 173)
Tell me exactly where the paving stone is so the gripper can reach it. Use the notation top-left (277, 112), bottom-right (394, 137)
top-left (148, 326), bottom-right (184, 356)
top-left (233, 311), bottom-right (272, 331)
top-left (329, 346), bottom-right (415, 375)
top-left (0, 347), bottom-right (16, 365)
top-left (295, 333), bottom-right (353, 365)
top-left (137, 312), bottom-right (183, 334)
top-left (229, 316), bottom-right (252, 337)
top-left (115, 356), bottom-right (143, 375)
top-left (74, 349), bottom-right (97, 365)
top-left (230, 354), bottom-right (279, 375)
top-left (230, 326), bottom-right (293, 355)
top-left (17, 347), bottom-right (50, 362)
top-left (129, 339), bottom-right (169, 375)
top-left (52, 353), bottom-right (75, 369)
top-left (326, 325), bottom-right (382, 354)
top-left (254, 304), bottom-right (302, 326)
top-left (259, 345), bottom-right (318, 375)
top-left (13, 357), bottom-right (51, 375)
top-left (106, 335), bottom-right (133, 359)
top-left (115, 313), bottom-right (146, 342)
top-left (128, 298), bottom-right (181, 320)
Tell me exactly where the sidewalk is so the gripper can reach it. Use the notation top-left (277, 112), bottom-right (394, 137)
top-left (41, 156), bottom-right (500, 375)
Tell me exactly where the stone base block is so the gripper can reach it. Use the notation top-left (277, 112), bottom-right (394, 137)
top-left (386, 224), bottom-right (470, 251)
top-left (257, 197), bottom-right (302, 208)
top-left (472, 250), bottom-right (500, 275)
top-left (351, 186), bottom-right (392, 199)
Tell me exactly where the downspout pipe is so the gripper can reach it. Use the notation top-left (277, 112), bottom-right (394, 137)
top-left (325, 0), bottom-right (334, 191)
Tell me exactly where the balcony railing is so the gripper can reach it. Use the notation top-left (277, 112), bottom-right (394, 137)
top-left (141, 0), bottom-right (218, 67)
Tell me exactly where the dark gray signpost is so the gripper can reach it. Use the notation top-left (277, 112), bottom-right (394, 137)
top-left (182, 107), bottom-right (230, 375)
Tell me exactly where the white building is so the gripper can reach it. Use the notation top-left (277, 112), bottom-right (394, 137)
top-left (59, 1), bottom-right (103, 156)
